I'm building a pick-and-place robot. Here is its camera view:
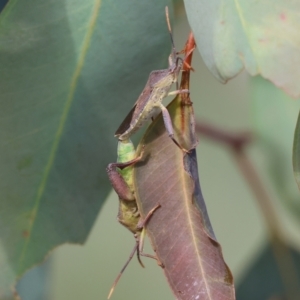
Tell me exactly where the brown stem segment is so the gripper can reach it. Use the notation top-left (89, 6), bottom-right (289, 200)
top-left (181, 32), bottom-right (195, 104)
top-left (183, 32), bottom-right (195, 72)
top-left (176, 32), bottom-right (197, 149)
top-left (196, 121), bottom-right (300, 299)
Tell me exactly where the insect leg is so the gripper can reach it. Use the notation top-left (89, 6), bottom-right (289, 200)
top-left (107, 241), bottom-right (140, 299)
top-left (106, 146), bottom-right (145, 200)
top-left (137, 203), bottom-right (161, 230)
top-left (136, 204), bottom-right (164, 267)
top-left (106, 164), bottom-right (135, 200)
top-left (137, 228), bottom-right (164, 267)
top-left (160, 104), bottom-right (189, 153)
top-left (135, 204), bottom-right (161, 267)
top-left (167, 89), bottom-right (189, 97)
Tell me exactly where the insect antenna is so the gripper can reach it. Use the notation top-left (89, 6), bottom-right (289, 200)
top-left (165, 6), bottom-right (196, 71)
top-left (165, 6), bottom-right (177, 58)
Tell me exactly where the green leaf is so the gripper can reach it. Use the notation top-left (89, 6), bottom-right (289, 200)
top-left (184, 0), bottom-right (300, 97)
top-left (237, 242), bottom-right (300, 300)
top-left (0, 0), bottom-right (172, 296)
top-left (251, 76), bottom-right (300, 219)
top-left (293, 112), bottom-right (300, 191)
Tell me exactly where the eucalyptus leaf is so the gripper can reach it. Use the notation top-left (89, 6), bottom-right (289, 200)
top-left (293, 112), bottom-right (300, 191)
top-left (184, 0), bottom-right (300, 97)
top-left (0, 0), bottom-right (172, 296)
top-left (237, 242), bottom-right (300, 300)
top-left (251, 76), bottom-right (300, 219)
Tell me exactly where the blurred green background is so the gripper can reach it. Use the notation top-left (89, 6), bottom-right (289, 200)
top-left (13, 5), bottom-right (300, 300)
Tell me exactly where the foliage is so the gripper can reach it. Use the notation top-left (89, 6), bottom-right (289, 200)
top-left (0, 0), bottom-right (299, 299)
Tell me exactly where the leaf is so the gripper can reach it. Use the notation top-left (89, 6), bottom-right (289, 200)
top-left (16, 260), bottom-right (51, 300)
top-left (0, 0), bottom-right (7, 12)
top-left (0, 0), bottom-right (173, 297)
top-left (251, 76), bottom-right (300, 219)
top-left (236, 242), bottom-right (300, 300)
top-left (184, 0), bottom-right (300, 97)
top-left (293, 112), bottom-right (300, 191)
top-left (133, 92), bottom-right (235, 298)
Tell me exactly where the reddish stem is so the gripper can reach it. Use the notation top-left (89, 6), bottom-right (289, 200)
top-left (180, 32), bottom-right (195, 104)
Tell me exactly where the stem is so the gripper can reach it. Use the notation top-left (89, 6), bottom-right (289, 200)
top-left (180, 32), bottom-right (195, 102)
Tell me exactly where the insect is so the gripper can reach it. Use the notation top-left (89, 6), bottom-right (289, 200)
top-left (106, 139), bottom-right (161, 299)
top-left (115, 7), bottom-right (190, 152)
